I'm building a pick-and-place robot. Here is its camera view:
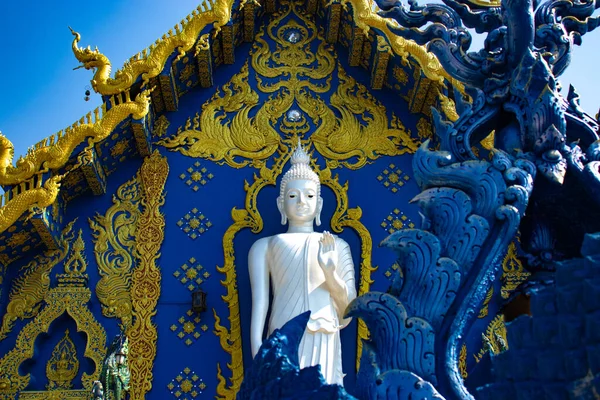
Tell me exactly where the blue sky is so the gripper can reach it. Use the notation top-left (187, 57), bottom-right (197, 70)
top-left (0, 2), bottom-right (598, 159)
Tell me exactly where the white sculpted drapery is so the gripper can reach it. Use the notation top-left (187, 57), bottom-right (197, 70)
top-left (249, 141), bottom-right (357, 386)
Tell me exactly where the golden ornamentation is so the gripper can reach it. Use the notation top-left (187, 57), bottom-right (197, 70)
top-left (170, 309), bottom-right (209, 346)
top-left (19, 390), bottom-right (89, 399)
top-left (393, 65), bottom-right (408, 85)
top-left (439, 93), bottom-right (459, 122)
top-left (46, 329), bottom-right (79, 390)
top-left (167, 367), bottom-right (208, 398)
top-left (153, 115), bottom-right (171, 138)
top-left (0, 90), bottom-right (152, 186)
top-left (180, 161), bottom-right (214, 192)
top-left (69, 0), bottom-right (234, 95)
top-left (158, 63), bottom-right (281, 168)
top-left (173, 257), bottom-right (210, 292)
top-left (0, 174), bottom-right (63, 235)
top-left (370, 36), bottom-right (392, 89)
top-left (195, 34), bottom-right (213, 88)
top-left (416, 117), bottom-right (433, 140)
top-left (381, 208), bottom-right (416, 234)
top-left (474, 314), bottom-right (508, 362)
top-left (0, 221), bottom-right (76, 340)
top-left (89, 176), bottom-right (141, 329)
top-left (337, 0), bottom-right (464, 91)
top-left (110, 139), bottom-right (129, 158)
top-left (501, 241), bottom-right (530, 299)
top-left (128, 151), bottom-right (169, 400)
top-left (459, 344), bottom-right (468, 379)
top-left (377, 163), bottom-right (411, 193)
top-left (481, 130), bottom-right (495, 151)
top-left (478, 287), bottom-right (494, 319)
top-left (177, 208), bottom-right (213, 240)
top-left (0, 229), bottom-right (107, 398)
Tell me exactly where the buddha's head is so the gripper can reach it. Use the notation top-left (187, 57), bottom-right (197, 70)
top-left (277, 142), bottom-right (322, 226)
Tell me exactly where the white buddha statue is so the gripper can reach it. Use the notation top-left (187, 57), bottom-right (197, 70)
top-left (248, 142), bottom-right (357, 386)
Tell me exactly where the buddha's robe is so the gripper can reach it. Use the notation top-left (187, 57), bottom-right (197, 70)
top-left (267, 232), bottom-right (356, 385)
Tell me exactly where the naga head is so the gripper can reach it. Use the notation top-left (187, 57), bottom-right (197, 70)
top-left (132, 88), bottom-right (155, 120)
top-left (0, 133), bottom-right (14, 172)
top-left (69, 27), bottom-right (111, 84)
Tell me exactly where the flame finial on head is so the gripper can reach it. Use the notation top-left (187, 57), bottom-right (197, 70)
top-left (279, 139), bottom-right (320, 197)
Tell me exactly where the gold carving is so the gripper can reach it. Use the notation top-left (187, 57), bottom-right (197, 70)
top-left (70, 0), bottom-right (234, 95)
top-left (474, 314), bottom-right (508, 362)
top-left (19, 390), bottom-right (89, 399)
top-left (127, 151), bottom-right (169, 400)
top-left (89, 176), bottom-right (141, 329)
top-left (0, 90), bottom-right (151, 186)
top-left (438, 92), bottom-right (459, 122)
top-left (501, 241), bottom-right (530, 299)
top-left (0, 229), bottom-right (107, 398)
top-left (478, 286), bottom-right (494, 319)
top-left (459, 344), bottom-right (468, 380)
top-left (0, 221), bottom-right (76, 340)
top-left (0, 174), bottom-right (63, 235)
top-left (335, 0), bottom-right (464, 91)
top-left (152, 115), bottom-right (170, 138)
top-left (46, 330), bottom-right (79, 390)
top-left (158, 63), bottom-right (280, 168)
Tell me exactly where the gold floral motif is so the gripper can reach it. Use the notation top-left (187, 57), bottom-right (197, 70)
top-left (416, 118), bottom-right (433, 141)
top-left (0, 229), bottom-right (107, 398)
top-left (0, 90), bottom-right (151, 186)
top-left (69, 0), bottom-right (234, 95)
top-left (0, 221), bottom-right (76, 340)
top-left (153, 115), bottom-right (171, 138)
top-left (46, 330), bottom-right (79, 390)
top-left (179, 63), bottom-right (196, 82)
top-left (89, 176), bottom-right (141, 329)
top-left (110, 139), bottom-right (129, 158)
top-left (501, 241), bottom-right (530, 299)
top-left (127, 151), bottom-right (169, 400)
top-left (393, 65), bottom-right (408, 85)
top-left (19, 390), bottom-right (89, 399)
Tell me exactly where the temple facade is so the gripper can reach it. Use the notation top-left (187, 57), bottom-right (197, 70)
top-left (0, 0), bottom-right (598, 399)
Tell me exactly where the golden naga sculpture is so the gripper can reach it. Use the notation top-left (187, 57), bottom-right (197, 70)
top-left (70, 0), bottom-right (234, 95)
top-left (0, 89), bottom-right (152, 186)
top-left (0, 174), bottom-right (63, 235)
top-left (338, 0), bottom-right (463, 91)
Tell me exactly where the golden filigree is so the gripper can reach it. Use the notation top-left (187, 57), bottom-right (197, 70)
top-left (46, 330), bottom-right (79, 390)
top-left (459, 344), bottom-right (468, 379)
top-left (158, 63), bottom-right (281, 168)
top-left (0, 174), bottom-right (63, 235)
top-left (0, 90), bottom-right (151, 186)
top-left (474, 314), bottom-right (508, 362)
top-left (70, 0), bottom-right (234, 95)
top-left (152, 115), bottom-right (170, 138)
top-left (310, 65), bottom-right (418, 168)
top-left (501, 241), bottom-right (530, 299)
top-left (416, 118), bottom-right (433, 140)
top-left (0, 220), bottom-right (76, 340)
top-left (0, 229), bottom-right (107, 398)
top-left (19, 390), bottom-right (89, 399)
top-left (89, 176), bottom-right (141, 329)
top-left (127, 151), bottom-right (169, 400)
top-left (438, 92), bottom-right (459, 122)
top-left (478, 286), bottom-right (494, 319)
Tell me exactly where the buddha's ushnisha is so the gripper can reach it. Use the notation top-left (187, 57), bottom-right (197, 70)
top-left (248, 141), bottom-right (357, 385)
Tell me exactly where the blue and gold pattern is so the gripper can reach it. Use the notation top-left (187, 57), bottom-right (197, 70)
top-left (170, 310), bottom-right (209, 346)
top-left (377, 163), bottom-right (410, 193)
top-left (380, 208), bottom-right (415, 234)
top-left (179, 162), bottom-right (214, 192)
top-left (167, 368), bottom-right (207, 399)
top-left (173, 257), bottom-right (210, 292)
top-left (176, 208), bottom-right (213, 240)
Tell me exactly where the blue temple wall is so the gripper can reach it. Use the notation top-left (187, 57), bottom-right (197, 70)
top-left (0, 1), bottom-right (521, 398)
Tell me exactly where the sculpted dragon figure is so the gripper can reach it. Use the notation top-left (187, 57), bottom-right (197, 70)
top-left (70, 0), bottom-right (235, 95)
top-left (0, 89), bottom-right (152, 186)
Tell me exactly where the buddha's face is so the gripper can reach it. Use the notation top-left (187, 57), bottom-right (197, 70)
top-left (278, 179), bottom-right (322, 225)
